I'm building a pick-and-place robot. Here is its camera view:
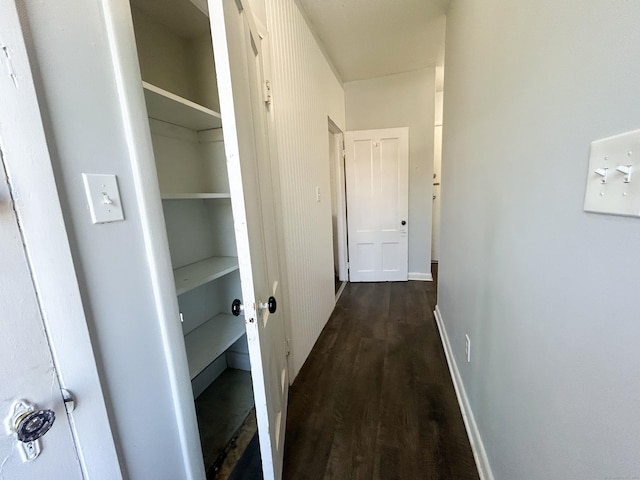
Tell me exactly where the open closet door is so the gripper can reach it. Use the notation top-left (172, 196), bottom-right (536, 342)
top-left (209, 0), bottom-right (289, 478)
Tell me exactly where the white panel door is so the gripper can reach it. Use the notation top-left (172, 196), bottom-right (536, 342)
top-left (0, 128), bottom-right (83, 480)
top-left (210, 1), bottom-right (288, 478)
top-left (345, 128), bottom-right (409, 282)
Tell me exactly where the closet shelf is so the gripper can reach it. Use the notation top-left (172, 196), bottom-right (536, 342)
top-left (174, 256), bottom-right (239, 295)
top-left (143, 81), bottom-right (222, 131)
top-left (161, 193), bottom-right (231, 200)
top-left (184, 313), bottom-right (245, 380)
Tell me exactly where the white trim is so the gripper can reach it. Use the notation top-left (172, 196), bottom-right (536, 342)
top-left (0, 3), bottom-right (121, 477)
top-left (100, 1), bottom-right (205, 478)
top-left (328, 119), bottom-right (348, 282)
top-left (408, 272), bottom-right (433, 281)
top-left (335, 281), bottom-right (347, 301)
top-left (434, 305), bottom-right (494, 480)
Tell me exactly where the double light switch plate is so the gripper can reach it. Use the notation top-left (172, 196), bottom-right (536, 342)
top-left (584, 129), bottom-right (640, 217)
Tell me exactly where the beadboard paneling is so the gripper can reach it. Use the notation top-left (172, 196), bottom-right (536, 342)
top-left (265, 0), bottom-right (346, 378)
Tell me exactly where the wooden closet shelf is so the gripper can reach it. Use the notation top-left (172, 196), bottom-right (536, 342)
top-left (174, 256), bottom-right (239, 295)
top-left (143, 81), bottom-right (222, 131)
top-left (161, 193), bottom-right (231, 200)
top-left (184, 313), bottom-right (245, 380)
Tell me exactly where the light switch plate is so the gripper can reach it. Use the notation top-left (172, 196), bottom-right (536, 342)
top-left (82, 173), bottom-right (125, 224)
top-left (584, 129), bottom-right (640, 217)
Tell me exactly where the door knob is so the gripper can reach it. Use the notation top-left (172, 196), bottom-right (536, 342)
top-left (268, 296), bottom-right (277, 314)
top-left (258, 296), bottom-right (277, 314)
top-left (8, 399), bottom-right (56, 462)
top-left (401, 220), bottom-right (407, 226)
top-left (14, 409), bottom-right (55, 443)
top-left (231, 299), bottom-right (243, 316)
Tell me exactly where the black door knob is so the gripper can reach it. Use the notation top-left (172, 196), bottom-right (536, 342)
top-left (401, 220), bottom-right (407, 226)
top-left (231, 299), bottom-right (243, 317)
top-left (268, 296), bottom-right (277, 314)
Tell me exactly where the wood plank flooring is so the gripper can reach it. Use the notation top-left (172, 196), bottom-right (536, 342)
top-left (283, 276), bottom-right (479, 479)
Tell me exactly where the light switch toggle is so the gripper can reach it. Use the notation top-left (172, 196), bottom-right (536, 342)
top-left (594, 167), bottom-right (608, 184)
top-left (616, 165), bottom-right (632, 183)
top-left (82, 173), bottom-right (125, 224)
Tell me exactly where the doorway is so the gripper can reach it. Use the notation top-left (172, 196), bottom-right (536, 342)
top-left (344, 127), bottom-right (409, 282)
top-left (328, 118), bottom-right (348, 298)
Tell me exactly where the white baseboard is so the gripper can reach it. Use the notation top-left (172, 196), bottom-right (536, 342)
top-left (226, 351), bottom-right (251, 371)
top-left (434, 305), bottom-right (494, 480)
top-left (408, 272), bottom-right (433, 281)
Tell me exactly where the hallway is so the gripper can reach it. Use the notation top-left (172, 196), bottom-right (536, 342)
top-left (283, 278), bottom-right (480, 479)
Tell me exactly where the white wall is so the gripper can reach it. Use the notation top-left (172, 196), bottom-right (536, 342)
top-left (439, 1), bottom-right (640, 478)
top-left (265, 0), bottom-right (346, 377)
top-left (345, 69), bottom-right (435, 279)
top-left (17, 0), bottom-right (191, 477)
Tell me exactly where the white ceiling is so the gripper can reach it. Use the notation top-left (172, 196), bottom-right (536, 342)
top-left (296, 0), bottom-right (449, 83)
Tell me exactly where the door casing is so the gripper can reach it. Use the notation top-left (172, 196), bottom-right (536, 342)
top-left (1, 1), bottom-right (121, 477)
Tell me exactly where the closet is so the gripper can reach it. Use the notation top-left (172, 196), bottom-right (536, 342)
top-left (126, 0), bottom-right (286, 476)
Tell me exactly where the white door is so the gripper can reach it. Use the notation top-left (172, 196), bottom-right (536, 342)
top-left (0, 126), bottom-right (83, 480)
top-left (210, 1), bottom-right (288, 478)
top-left (1, 2), bottom-right (120, 478)
top-left (345, 128), bottom-right (409, 282)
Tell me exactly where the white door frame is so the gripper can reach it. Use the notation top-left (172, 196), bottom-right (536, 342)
top-left (1, 1), bottom-right (121, 477)
top-left (100, 0), bottom-right (207, 477)
top-left (328, 118), bottom-right (348, 283)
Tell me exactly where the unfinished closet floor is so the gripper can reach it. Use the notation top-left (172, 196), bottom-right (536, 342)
top-left (195, 368), bottom-right (254, 475)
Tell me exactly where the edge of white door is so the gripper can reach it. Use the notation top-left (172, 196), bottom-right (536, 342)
top-left (210, 0), bottom-right (289, 478)
top-left (1, 1), bottom-right (121, 477)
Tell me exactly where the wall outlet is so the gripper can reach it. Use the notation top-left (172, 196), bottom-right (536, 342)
top-left (465, 334), bottom-right (471, 362)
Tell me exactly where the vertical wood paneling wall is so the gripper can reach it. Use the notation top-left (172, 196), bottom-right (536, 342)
top-left (265, 0), bottom-right (346, 378)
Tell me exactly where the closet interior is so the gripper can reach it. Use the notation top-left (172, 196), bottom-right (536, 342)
top-left (129, 0), bottom-right (255, 473)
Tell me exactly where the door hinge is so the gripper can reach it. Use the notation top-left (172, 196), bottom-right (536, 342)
top-left (263, 79), bottom-right (272, 105)
top-left (285, 338), bottom-right (291, 357)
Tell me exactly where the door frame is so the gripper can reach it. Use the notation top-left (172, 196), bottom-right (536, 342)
top-left (101, 0), bottom-right (291, 478)
top-left (1, 1), bottom-right (121, 477)
top-left (100, 0), bottom-right (206, 477)
top-left (328, 118), bottom-right (348, 284)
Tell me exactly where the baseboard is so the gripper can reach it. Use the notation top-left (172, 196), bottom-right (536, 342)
top-left (408, 272), bottom-right (433, 281)
top-left (191, 355), bottom-right (227, 398)
top-left (335, 281), bottom-right (347, 301)
top-left (226, 351), bottom-right (251, 371)
top-left (434, 305), bottom-right (494, 480)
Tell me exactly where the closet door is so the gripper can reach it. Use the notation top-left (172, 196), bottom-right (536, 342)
top-left (210, 1), bottom-right (288, 479)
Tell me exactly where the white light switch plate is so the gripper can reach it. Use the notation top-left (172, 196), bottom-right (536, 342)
top-left (82, 173), bottom-right (125, 224)
top-left (584, 129), bottom-right (640, 217)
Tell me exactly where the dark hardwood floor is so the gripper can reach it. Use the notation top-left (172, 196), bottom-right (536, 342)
top-left (283, 272), bottom-right (479, 479)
